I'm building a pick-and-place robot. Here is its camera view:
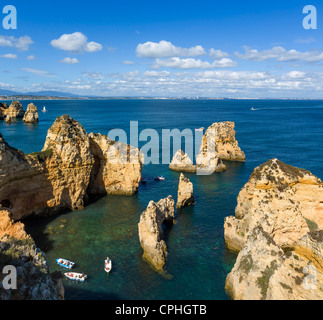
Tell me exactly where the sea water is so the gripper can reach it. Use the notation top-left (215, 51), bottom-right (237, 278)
top-left (1, 99), bottom-right (322, 300)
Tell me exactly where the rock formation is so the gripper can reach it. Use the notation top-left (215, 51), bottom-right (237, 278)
top-left (169, 150), bottom-right (196, 173)
top-left (0, 103), bottom-right (8, 120)
top-left (0, 115), bottom-right (143, 220)
top-left (176, 173), bottom-right (195, 209)
top-left (224, 159), bottom-right (323, 300)
top-left (88, 133), bottom-right (143, 196)
top-left (199, 121), bottom-right (245, 163)
top-left (138, 196), bottom-right (175, 271)
top-left (23, 103), bottom-right (39, 123)
top-left (3, 101), bottom-right (24, 119)
top-left (0, 209), bottom-right (64, 300)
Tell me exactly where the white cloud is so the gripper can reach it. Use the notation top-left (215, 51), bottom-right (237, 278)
top-left (26, 55), bottom-right (36, 60)
top-left (209, 49), bottom-right (229, 59)
top-left (0, 35), bottom-right (33, 51)
top-left (60, 57), bottom-right (79, 64)
top-left (50, 32), bottom-right (103, 53)
top-left (122, 60), bottom-right (136, 65)
top-left (236, 46), bottom-right (323, 62)
top-left (21, 68), bottom-right (55, 78)
top-left (143, 70), bottom-right (170, 77)
top-left (136, 40), bottom-right (206, 58)
top-left (152, 57), bottom-right (237, 69)
top-left (0, 53), bottom-right (18, 59)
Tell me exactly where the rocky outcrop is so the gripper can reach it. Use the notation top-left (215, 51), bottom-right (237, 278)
top-left (23, 103), bottom-right (39, 123)
top-left (3, 101), bottom-right (24, 119)
top-left (169, 150), bottom-right (196, 173)
top-left (138, 196), bottom-right (175, 271)
top-left (176, 173), bottom-right (195, 209)
top-left (0, 115), bottom-right (142, 220)
top-left (88, 133), bottom-right (143, 196)
top-left (225, 159), bottom-right (323, 300)
top-left (0, 209), bottom-right (64, 300)
top-left (199, 121), bottom-right (245, 162)
top-left (0, 103), bottom-right (8, 120)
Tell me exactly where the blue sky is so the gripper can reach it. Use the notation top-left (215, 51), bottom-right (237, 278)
top-left (0, 0), bottom-right (322, 97)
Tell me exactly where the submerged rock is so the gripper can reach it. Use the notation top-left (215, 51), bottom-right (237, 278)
top-left (138, 196), bottom-right (175, 271)
top-left (176, 173), bottom-right (195, 209)
top-left (23, 103), bottom-right (39, 123)
top-left (224, 159), bottom-right (323, 300)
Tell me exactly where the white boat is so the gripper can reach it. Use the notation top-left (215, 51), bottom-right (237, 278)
top-left (104, 258), bottom-right (112, 273)
top-left (250, 107), bottom-right (256, 111)
top-left (155, 176), bottom-right (166, 181)
top-left (64, 272), bottom-right (87, 282)
top-left (56, 258), bottom-right (75, 269)
top-left (42, 106), bottom-right (47, 113)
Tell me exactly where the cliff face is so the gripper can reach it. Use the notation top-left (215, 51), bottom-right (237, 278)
top-left (176, 173), bottom-right (195, 209)
top-left (88, 133), bottom-right (143, 196)
top-left (169, 150), bottom-right (196, 173)
top-left (0, 209), bottom-right (64, 300)
top-left (199, 121), bottom-right (245, 162)
top-left (225, 159), bottom-right (323, 300)
top-left (138, 196), bottom-right (175, 271)
top-left (3, 101), bottom-right (24, 119)
top-left (0, 115), bottom-right (142, 220)
top-left (22, 103), bottom-right (39, 123)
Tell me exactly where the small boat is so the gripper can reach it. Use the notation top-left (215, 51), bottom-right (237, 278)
top-left (141, 178), bottom-right (147, 183)
top-left (155, 176), bottom-right (166, 181)
top-left (104, 258), bottom-right (112, 273)
top-left (56, 258), bottom-right (75, 270)
top-left (64, 272), bottom-right (87, 282)
top-left (250, 107), bottom-right (256, 111)
top-left (42, 106), bottom-right (47, 113)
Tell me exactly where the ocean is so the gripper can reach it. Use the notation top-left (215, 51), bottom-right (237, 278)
top-left (1, 99), bottom-right (322, 300)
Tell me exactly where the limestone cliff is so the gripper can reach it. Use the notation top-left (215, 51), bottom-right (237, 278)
top-left (225, 159), bottom-right (323, 300)
top-left (88, 133), bottom-right (143, 196)
top-left (199, 121), bottom-right (245, 163)
top-left (3, 101), bottom-right (24, 119)
top-left (138, 196), bottom-right (175, 271)
top-left (23, 103), bottom-right (39, 123)
top-left (169, 150), bottom-right (196, 173)
top-left (177, 173), bottom-right (195, 209)
top-left (0, 209), bottom-right (64, 300)
top-left (0, 115), bottom-right (142, 220)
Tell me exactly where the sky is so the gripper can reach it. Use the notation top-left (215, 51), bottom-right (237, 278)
top-left (0, 0), bottom-right (322, 98)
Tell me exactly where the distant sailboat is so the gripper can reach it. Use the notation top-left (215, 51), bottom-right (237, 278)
top-left (42, 106), bottom-right (47, 113)
top-left (250, 107), bottom-right (256, 111)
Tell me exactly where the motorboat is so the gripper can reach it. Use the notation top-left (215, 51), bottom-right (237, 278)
top-left (56, 258), bottom-right (75, 269)
top-left (42, 106), bottom-right (47, 113)
top-left (104, 258), bottom-right (112, 273)
top-left (141, 178), bottom-right (147, 183)
top-left (155, 176), bottom-right (166, 181)
top-left (64, 272), bottom-right (87, 282)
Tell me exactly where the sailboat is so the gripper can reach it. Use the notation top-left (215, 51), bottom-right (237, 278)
top-left (42, 106), bottom-right (47, 113)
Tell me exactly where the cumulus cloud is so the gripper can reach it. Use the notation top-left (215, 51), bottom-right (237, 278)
top-left (50, 32), bottom-right (103, 53)
top-left (152, 57), bottom-right (237, 69)
top-left (26, 55), bottom-right (36, 60)
top-left (60, 57), bottom-right (79, 64)
top-left (0, 53), bottom-right (18, 59)
top-left (0, 35), bottom-right (33, 51)
top-left (209, 49), bottom-right (229, 59)
top-left (122, 60), bottom-right (136, 65)
top-left (236, 46), bottom-right (323, 62)
top-left (136, 40), bottom-right (206, 58)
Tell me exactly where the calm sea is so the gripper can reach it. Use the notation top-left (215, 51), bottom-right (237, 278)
top-left (1, 99), bottom-right (322, 300)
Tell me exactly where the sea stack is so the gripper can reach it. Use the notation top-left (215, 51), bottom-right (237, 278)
top-left (23, 103), bottom-right (39, 123)
top-left (3, 101), bottom-right (24, 119)
top-left (138, 196), bottom-right (175, 271)
top-left (199, 121), bottom-right (245, 162)
top-left (224, 159), bottom-right (323, 300)
top-left (169, 149), bottom-right (196, 173)
top-left (87, 132), bottom-right (143, 196)
top-left (176, 173), bottom-right (195, 209)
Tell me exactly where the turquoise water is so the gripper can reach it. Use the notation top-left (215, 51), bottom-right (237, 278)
top-left (1, 99), bottom-right (323, 300)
